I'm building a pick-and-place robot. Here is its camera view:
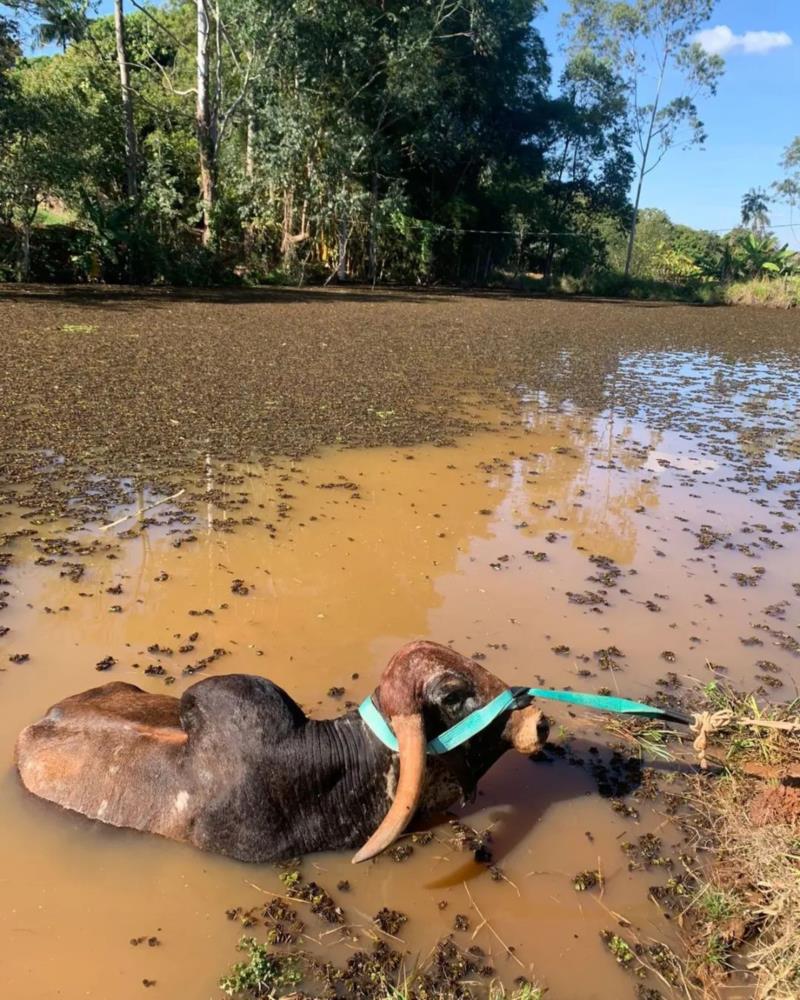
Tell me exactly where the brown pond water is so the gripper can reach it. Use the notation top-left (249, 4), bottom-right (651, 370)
top-left (1, 356), bottom-right (799, 999)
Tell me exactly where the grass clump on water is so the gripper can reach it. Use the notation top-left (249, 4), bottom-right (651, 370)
top-left (220, 937), bottom-right (302, 997)
top-left (219, 933), bottom-right (544, 1000)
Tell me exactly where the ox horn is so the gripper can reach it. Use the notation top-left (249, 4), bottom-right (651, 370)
top-left (352, 712), bottom-right (426, 864)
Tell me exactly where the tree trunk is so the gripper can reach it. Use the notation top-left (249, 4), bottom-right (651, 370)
top-left (281, 188), bottom-right (294, 269)
top-left (337, 215), bottom-right (348, 282)
top-left (368, 172), bottom-right (378, 286)
top-left (242, 115), bottom-right (256, 257)
top-left (623, 165), bottom-right (646, 278)
top-left (113, 0), bottom-right (138, 200)
top-left (623, 48), bottom-right (669, 278)
top-left (543, 238), bottom-right (557, 280)
top-left (196, 0), bottom-right (216, 246)
top-left (17, 220), bottom-right (31, 282)
top-left (544, 138), bottom-right (571, 280)
top-left (245, 114), bottom-right (255, 180)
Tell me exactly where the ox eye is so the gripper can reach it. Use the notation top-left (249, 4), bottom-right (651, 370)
top-left (442, 690), bottom-right (465, 708)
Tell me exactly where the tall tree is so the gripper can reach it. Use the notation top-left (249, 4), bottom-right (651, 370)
top-left (113, 0), bottom-right (137, 199)
top-left (773, 137), bottom-right (800, 214)
top-left (195, 0), bottom-right (214, 243)
top-left (541, 50), bottom-right (633, 277)
top-left (563, 0), bottom-right (724, 277)
top-left (193, 0), bottom-right (258, 246)
top-left (740, 187), bottom-right (770, 236)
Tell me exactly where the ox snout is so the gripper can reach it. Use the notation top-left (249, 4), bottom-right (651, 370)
top-left (506, 704), bottom-right (549, 755)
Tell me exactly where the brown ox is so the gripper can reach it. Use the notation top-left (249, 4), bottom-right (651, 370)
top-left (15, 641), bottom-right (548, 863)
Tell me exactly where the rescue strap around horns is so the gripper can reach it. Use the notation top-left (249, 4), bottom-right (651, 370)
top-left (358, 686), bottom-right (693, 756)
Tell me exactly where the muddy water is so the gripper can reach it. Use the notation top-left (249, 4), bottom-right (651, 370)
top-left (1, 379), bottom-right (799, 998)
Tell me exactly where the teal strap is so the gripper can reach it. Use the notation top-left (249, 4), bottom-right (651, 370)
top-left (358, 696), bottom-right (401, 751)
top-left (358, 689), bottom-right (517, 754)
top-left (359, 686), bottom-right (682, 756)
top-left (525, 688), bottom-right (673, 719)
top-left (428, 690), bottom-right (517, 753)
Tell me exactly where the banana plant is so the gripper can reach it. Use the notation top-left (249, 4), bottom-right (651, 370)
top-left (760, 244), bottom-right (799, 278)
top-left (735, 233), bottom-right (799, 279)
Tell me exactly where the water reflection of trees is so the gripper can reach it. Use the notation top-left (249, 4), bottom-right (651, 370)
top-left (496, 406), bottom-right (660, 565)
top-left (17, 403), bottom-right (664, 712)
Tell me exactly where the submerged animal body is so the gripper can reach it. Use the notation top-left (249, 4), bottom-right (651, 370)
top-left (15, 641), bottom-right (548, 863)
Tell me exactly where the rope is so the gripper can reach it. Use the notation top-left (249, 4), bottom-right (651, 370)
top-left (688, 712), bottom-right (800, 770)
top-left (689, 710), bottom-right (734, 769)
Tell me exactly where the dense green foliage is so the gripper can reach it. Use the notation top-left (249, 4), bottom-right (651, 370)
top-left (0, 0), bottom-right (796, 297)
top-left (0, 0), bottom-right (634, 284)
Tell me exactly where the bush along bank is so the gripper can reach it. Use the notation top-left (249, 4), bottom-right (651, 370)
top-left (601, 682), bottom-right (800, 998)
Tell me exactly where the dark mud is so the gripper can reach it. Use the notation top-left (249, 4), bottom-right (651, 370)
top-left (2, 286), bottom-right (799, 529)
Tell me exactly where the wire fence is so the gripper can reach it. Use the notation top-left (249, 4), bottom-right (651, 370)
top-left (397, 220), bottom-right (800, 238)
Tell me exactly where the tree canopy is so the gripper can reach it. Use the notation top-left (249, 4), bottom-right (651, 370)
top-left (0, 0), bottom-right (793, 292)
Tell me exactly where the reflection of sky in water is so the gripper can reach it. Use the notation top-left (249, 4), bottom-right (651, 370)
top-left (519, 347), bottom-right (799, 476)
top-left (616, 351), bottom-right (796, 414)
top-left (645, 450), bottom-right (717, 474)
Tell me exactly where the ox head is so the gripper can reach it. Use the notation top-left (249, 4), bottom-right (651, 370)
top-left (352, 641), bottom-right (548, 863)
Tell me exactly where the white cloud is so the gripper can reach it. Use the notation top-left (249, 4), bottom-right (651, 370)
top-left (740, 29), bottom-right (794, 54)
top-left (696, 24), bottom-right (793, 56)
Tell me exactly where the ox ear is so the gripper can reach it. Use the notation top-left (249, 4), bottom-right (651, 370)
top-left (351, 713), bottom-right (426, 864)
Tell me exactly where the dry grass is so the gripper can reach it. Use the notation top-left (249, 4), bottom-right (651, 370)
top-left (599, 684), bottom-right (800, 997)
top-left (677, 687), bottom-right (800, 999)
top-left (681, 775), bottom-right (800, 998)
top-left (723, 277), bottom-right (800, 309)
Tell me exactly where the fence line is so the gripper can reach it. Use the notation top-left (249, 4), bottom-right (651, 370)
top-left (398, 220), bottom-right (800, 238)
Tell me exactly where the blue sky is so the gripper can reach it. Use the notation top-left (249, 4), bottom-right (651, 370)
top-left (538, 0), bottom-right (800, 239)
top-left (7, 0), bottom-right (799, 241)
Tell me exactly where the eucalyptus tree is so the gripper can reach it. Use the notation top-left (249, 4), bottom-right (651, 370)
top-left (113, 0), bottom-right (138, 199)
top-left (563, 0), bottom-right (724, 277)
top-left (194, 0), bottom-right (212, 241)
top-left (773, 137), bottom-right (800, 213)
top-left (192, 0), bottom-right (275, 245)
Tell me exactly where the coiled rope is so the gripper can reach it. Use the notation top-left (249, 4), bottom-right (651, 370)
top-left (689, 710), bottom-right (800, 769)
top-left (689, 710), bottom-right (735, 769)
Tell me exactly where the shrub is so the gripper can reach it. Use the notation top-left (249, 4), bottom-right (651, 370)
top-left (724, 277), bottom-right (800, 309)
